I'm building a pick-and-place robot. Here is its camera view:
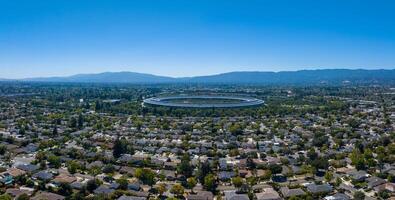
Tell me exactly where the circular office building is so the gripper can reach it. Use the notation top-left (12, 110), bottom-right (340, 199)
top-left (143, 95), bottom-right (264, 108)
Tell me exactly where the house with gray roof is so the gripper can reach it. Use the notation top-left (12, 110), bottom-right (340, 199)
top-left (306, 183), bottom-right (333, 194)
top-left (32, 171), bottom-right (54, 181)
top-left (256, 188), bottom-right (282, 200)
top-left (280, 187), bottom-right (306, 198)
top-left (224, 191), bottom-right (249, 200)
top-left (348, 170), bottom-right (369, 182)
top-left (16, 164), bottom-right (39, 173)
top-left (366, 176), bottom-right (386, 188)
top-left (118, 195), bottom-right (146, 200)
top-left (186, 191), bottom-right (214, 200)
top-left (94, 185), bottom-right (115, 195)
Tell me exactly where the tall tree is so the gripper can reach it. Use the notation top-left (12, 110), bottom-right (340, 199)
top-left (52, 126), bottom-right (58, 135)
top-left (178, 154), bottom-right (193, 177)
top-left (170, 184), bottom-right (185, 198)
top-left (187, 177), bottom-right (197, 193)
top-left (203, 174), bottom-right (217, 192)
top-left (70, 117), bottom-right (77, 128)
top-left (197, 161), bottom-right (212, 183)
top-left (113, 137), bottom-right (126, 158)
top-left (77, 114), bottom-right (84, 129)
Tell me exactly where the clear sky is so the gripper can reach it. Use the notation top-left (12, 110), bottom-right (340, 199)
top-left (1, 0), bottom-right (395, 78)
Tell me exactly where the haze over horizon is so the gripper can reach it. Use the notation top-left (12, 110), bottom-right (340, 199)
top-left (1, 0), bottom-right (395, 79)
top-left (3, 68), bottom-right (395, 80)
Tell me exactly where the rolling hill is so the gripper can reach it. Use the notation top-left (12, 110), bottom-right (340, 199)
top-left (23, 72), bottom-right (175, 83)
top-left (4, 69), bottom-right (395, 85)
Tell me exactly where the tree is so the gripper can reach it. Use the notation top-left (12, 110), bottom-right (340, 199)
top-left (35, 151), bottom-right (46, 161)
top-left (311, 157), bottom-right (329, 170)
top-left (102, 164), bottom-right (115, 174)
top-left (363, 148), bottom-right (373, 160)
top-left (70, 191), bottom-right (85, 200)
top-left (354, 159), bottom-right (366, 171)
top-left (0, 145), bottom-right (6, 155)
top-left (135, 168), bottom-right (155, 186)
top-left (86, 179), bottom-right (99, 192)
top-left (335, 177), bottom-right (342, 186)
top-left (203, 174), bottom-right (217, 192)
top-left (246, 157), bottom-right (256, 169)
top-left (0, 194), bottom-right (12, 200)
top-left (52, 126), bottom-right (58, 135)
top-left (268, 164), bottom-right (282, 174)
top-left (353, 191), bottom-right (365, 200)
top-left (348, 118), bottom-right (361, 129)
top-left (16, 194), bottom-right (29, 200)
top-left (388, 143), bottom-right (395, 154)
top-left (324, 171), bottom-right (333, 182)
top-left (88, 166), bottom-right (100, 176)
top-left (177, 154), bottom-right (192, 177)
top-left (197, 162), bottom-right (211, 183)
top-left (381, 136), bottom-right (391, 146)
top-left (229, 149), bottom-right (239, 157)
top-left (116, 178), bottom-right (128, 190)
top-left (261, 170), bottom-right (272, 180)
top-left (58, 182), bottom-right (72, 196)
top-left (187, 177), bottom-right (197, 193)
top-left (77, 114), bottom-right (84, 129)
top-left (290, 196), bottom-right (313, 200)
top-left (144, 170), bottom-right (156, 186)
top-left (40, 160), bottom-right (47, 169)
top-left (67, 161), bottom-right (80, 174)
top-left (378, 190), bottom-right (390, 199)
top-left (18, 127), bottom-right (26, 135)
top-left (156, 183), bottom-right (167, 197)
top-left (366, 158), bottom-right (376, 168)
top-left (388, 174), bottom-right (395, 183)
top-left (135, 168), bottom-right (144, 179)
top-left (113, 137), bottom-right (128, 158)
top-left (229, 123), bottom-right (243, 135)
top-left (312, 133), bottom-right (328, 147)
top-left (95, 100), bottom-right (102, 111)
top-left (232, 176), bottom-right (243, 188)
top-left (70, 117), bottom-right (77, 128)
top-left (48, 155), bottom-right (61, 168)
top-left (134, 119), bottom-right (143, 131)
top-left (350, 149), bottom-right (366, 170)
top-left (170, 184), bottom-right (184, 198)
top-left (307, 149), bottom-right (318, 161)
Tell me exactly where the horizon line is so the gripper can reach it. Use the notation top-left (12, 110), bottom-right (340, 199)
top-left (1, 68), bottom-right (395, 80)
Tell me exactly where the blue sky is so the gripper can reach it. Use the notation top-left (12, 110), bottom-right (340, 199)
top-left (1, 0), bottom-right (394, 78)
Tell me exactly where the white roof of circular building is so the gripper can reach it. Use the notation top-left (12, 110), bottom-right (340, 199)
top-left (143, 95), bottom-right (264, 108)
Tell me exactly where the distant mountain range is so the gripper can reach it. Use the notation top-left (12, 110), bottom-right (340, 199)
top-left (23, 72), bottom-right (173, 83)
top-left (2, 69), bottom-right (395, 85)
